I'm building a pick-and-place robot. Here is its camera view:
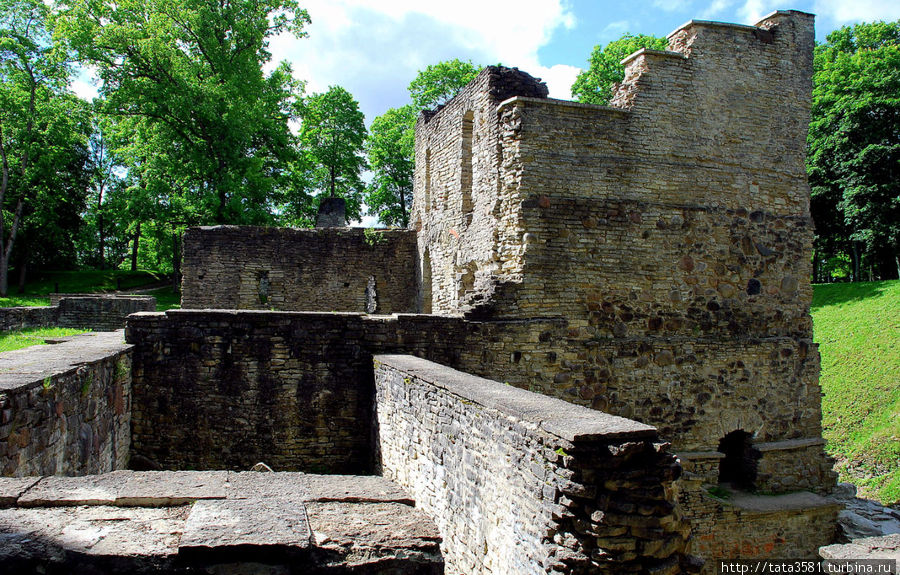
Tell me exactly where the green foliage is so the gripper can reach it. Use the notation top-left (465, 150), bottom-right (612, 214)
top-left (363, 227), bottom-right (386, 247)
top-left (365, 105), bottom-right (416, 227)
top-left (408, 59), bottom-right (482, 111)
top-left (56, 0), bottom-right (309, 226)
top-left (297, 86), bottom-right (367, 223)
top-left (813, 280), bottom-right (900, 505)
top-left (0, 327), bottom-right (89, 353)
top-left (571, 34), bottom-right (667, 105)
top-left (1, 0), bottom-right (93, 296)
top-left (808, 21), bottom-right (900, 280)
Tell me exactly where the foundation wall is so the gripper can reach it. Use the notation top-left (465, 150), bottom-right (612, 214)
top-left (180, 226), bottom-right (418, 314)
top-left (374, 354), bottom-right (690, 575)
top-left (0, 332), bottom-right (132, 476)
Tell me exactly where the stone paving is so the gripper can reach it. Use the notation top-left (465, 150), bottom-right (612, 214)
top-left (0, 470), bottom-right (443, 574)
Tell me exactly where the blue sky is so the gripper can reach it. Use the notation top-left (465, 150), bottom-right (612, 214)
top-left (73, 0), bottom-right (900, 125)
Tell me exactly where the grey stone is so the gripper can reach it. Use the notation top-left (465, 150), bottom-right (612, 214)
top-left (300, 474), bottom-right (414, 504)
top-left (0, 476), bottom-right (40, 507)
top-left (18, 471), bottom-right (130, 507)
top-left (116, 471), bottom-right (228, 506)
top-left (180, 498), bottom-right (311, 555)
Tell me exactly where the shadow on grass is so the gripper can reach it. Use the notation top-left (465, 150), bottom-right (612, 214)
top-left (811, 280), bottom-right (890, 310)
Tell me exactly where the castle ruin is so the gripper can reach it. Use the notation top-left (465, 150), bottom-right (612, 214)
top-left (0, 9), bottom-right (843, 574)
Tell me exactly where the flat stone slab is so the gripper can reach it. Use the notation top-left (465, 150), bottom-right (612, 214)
top-left (301, 474), bottom-right (415, 504)
top-left (375, 354), bottom-right (657, 442)
top-left (0, 331), bottom-right (130, 393)
top-left (820, 534), bottom-right (900, 570)
top-left (116, 470), bottom-right (228, 506)
top-left (307, 501), bottom-right (442, 566)
top-left (18, 472), bottom-right (130, 507)
top-left (0, 471), bottom-right (443, 573)
top-left (0, 504), bottom-right (187, 559)
top-left (226, 471), bottom-right (312, 501)
top-left (725, 490), bottom-right (840, 513)
top-left (0, 477), bottom-right (40, 507)
top-left (180, 498), bottom-right (311, 558)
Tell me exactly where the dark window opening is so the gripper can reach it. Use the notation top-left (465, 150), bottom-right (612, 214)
top-left (717, 430), bottom-right (761, 490)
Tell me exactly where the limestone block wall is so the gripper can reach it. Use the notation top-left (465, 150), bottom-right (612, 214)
top-left (412, 67), bottom-right (550, 314)
top-left (0, 332), bottom-right (132, 476)
top-left (0, 306), bottom-right (58, 331)
top-left (374, 354), bottom-right (691, 575)
top-left (56, 296), bottom-right (156, 331)
top-left (125, 310), bottom-right (378, 473)
top-left (180, 226), bottom-right (418, 314)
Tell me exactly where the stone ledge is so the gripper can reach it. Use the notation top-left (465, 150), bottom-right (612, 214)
top-left (620, 48), bottom-right (687, 66)
top-left (820, 534), bottom-right (900, 567)
top-left (756, 437), bottom-right (826, 452)
top-left (0, 331), bottom-right (130, 393)
top-left (375, 354), bottom-right (657, 442)
top-left (497, 95), bottom-right (630, 116)
top-left (721, 489), bottom-right (842, 514)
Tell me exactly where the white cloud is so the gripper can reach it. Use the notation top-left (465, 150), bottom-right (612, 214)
top-left (599, 19), bottom-right (631, 41)
top-left (700, 0), bottom-right (735, 19)
top-left (813, 0), bottom-right (900, 23)
top-left (532, 64), bottom-right (581, 100)
top-left (268, 0), bottom-right (577, 122)
top-left (737, 0), bottom-right (780, 24)
top-left (70, 65), bottom-right (99, 102)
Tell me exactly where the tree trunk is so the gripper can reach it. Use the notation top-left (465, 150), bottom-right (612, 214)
top-left (17, 249), bottom-right (27, 294)
top-left (0, 254), bottom-right (8, 299)
top-left (131, 221), bottom-right (141, 272)
top-left (98, 211), bottom-right (105, 270)
top-left (812, 249), bottom-right (819, 284)
top-left (330, 165), bottom-right (336, 198)
top-left (172, 227), bottom-right (181, 293)
top-left (852, 242), bottom-right (861, 282)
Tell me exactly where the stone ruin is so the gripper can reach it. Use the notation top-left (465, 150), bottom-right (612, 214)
top-left (0, 9), bottom-right (854, 575)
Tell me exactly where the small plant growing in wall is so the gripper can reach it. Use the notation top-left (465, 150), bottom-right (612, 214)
top-left (363, 228), bottom-right (386, 247)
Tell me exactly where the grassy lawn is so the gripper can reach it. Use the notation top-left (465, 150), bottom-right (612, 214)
top-left (812, 280), bottom-right (900, 506)
top-left (0, 327), bottom-right (90, 353)
top-left (0, 270), bottom-right (179, 311)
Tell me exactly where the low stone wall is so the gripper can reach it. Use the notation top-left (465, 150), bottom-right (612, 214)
top-left (0, 296), bottom-right (155, 333)
top-left (374, 354), bottom-right (691, 575)
top-left (56, 295), bottom-right (156, 331)
top-left (180, 226), bottom-right (419, 314)
top-left (0, 332), bottom-right (132, 476)
top-left (0, 306), bottom-right (58, 331)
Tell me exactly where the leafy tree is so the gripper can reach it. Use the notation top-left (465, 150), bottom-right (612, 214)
top-left (0, 0), bottom-right (92, 296)
top-left (571, 33), bottom-right (667, 105)
top-left (56, 0), bottom-right (309, 225)
top-left (365, 105), bottom-right (416, 227)
top-left (808, 21), bottom-right (900, 280)
top-left (298, 86), bottom-right (367, 222)
top-left (408, 58), bottom-right (482, 111)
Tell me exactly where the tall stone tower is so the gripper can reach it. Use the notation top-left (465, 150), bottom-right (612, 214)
top-left (412, 10), bottom-right (838, 561)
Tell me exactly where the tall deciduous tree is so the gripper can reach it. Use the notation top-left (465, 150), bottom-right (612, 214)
top-left (571, 33), bottom-right (667, 105)
top-left (408, 58), bottom-right (481, 111)
top-left (57, 0), bottom-right (309, 225)
top-left (808, 20), bottom-right (900, 280)
top-left (298, 86), bottom-right (367, 222)
top-left (365, 105), bottom-right (416, 227)
top-left (0, 0), bottom-right (91, 296)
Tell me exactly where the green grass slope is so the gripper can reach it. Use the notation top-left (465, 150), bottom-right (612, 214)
top-left (813, 280), bottom-right (900, 506)
top-left (0, 327), bottom-right (90, 352)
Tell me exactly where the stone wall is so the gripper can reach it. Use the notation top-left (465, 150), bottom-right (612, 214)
top-left (0, 296), bottom-right (155, 333)
top-left (0, 332), bottom-right (132, 476)
top-left (0, 306), bottom-right (58, 332)
top-left (374, 354), bottom-right (691, 575)
top-left (56, 296), bottom-right (156, 331)
top-left (180, 226), bottom-right (418, 314)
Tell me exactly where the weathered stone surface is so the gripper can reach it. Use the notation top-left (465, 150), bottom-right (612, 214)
top-left (820, 534), bottom-right (900, 569)
top-left (18, 472), bottom-right (129, 507)
top-left (116, 470), bottom-right (228, 506)
top-left (300, 474), bottom-right (414, 504)
top-left (180, 498), bottom-right (311, 555)
top-left (306, 501), bottom-right (442, 564)
top-left (0, 471), bottom-right (444, 573)
top-left (0, 476), bottom-right (40, 507)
